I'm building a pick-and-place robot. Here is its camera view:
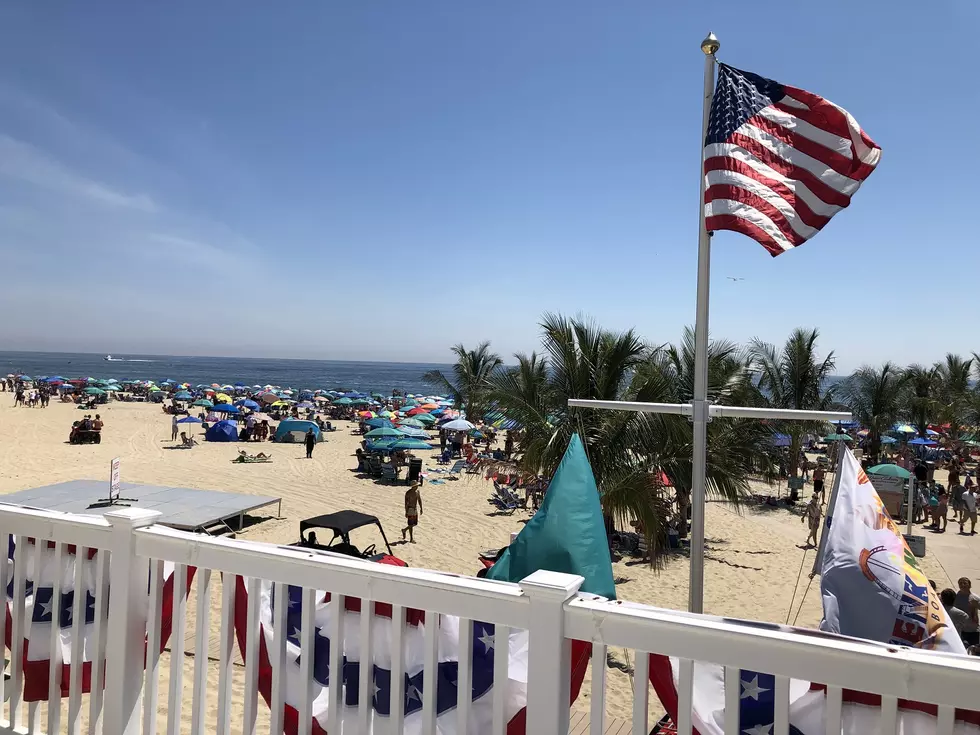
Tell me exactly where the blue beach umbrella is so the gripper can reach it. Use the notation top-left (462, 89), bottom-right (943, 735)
top-left (395, 426), bottom-right (429, 439)
top-left (384, 438), bottom-right (435, 451)
top-left (909, 437), bottom-right (937, 446)
top-left (364, 418), bottom-right (394, 429)
top-left (364, 427), bottom-right (406, 439)
top-left (236, 399), bottom-right (261, 411)
top-left (174, 391), bottom-right (193, 400)
top-left (211, 404), bottom-right (240, 414)
top-left (176, 416), bottom-right (203, 424)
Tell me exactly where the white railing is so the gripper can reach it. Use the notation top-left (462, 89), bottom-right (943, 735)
top-left (0, 504), bottom-right (978, 735)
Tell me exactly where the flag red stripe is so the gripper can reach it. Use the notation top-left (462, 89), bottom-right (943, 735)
top-left (744, 113), bottom-right (863, 182)
top-left (705, 213), bottom-right (787, 257)
top-left (726, 133), bottom-right (852, 208)
top-left (782, 86), bottom-right (880, 164)
top-left (703, 156), bottom-right (831, 230)
top-left (705, 184), bottom-right (809, 247)
top-left (771, 102), bottom-right (878, 183)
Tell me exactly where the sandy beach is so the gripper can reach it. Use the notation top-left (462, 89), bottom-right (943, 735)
top-left (0, 398), bottom-right (954, 731)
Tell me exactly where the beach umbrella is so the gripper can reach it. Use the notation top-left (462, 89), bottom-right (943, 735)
top-left (880, 436), bottom-right (898, 445)
top-left (350, 398), bottom-right (372, 406)
top-left (333, 397), bottom-right (353, 406)
top-left (442, 419), bottom-right (475, 432)
top-left (412, 413), bottom-right (437, 425)
top-left (260, 393), bottom-right (279, 404)
top-left (212, 404), bottom-right (240, 414)
top-left (174, 391), bottom-right (193, 400)
top-left (364, 418), bottom-right (395, 429)
top-left (192, 399), bottom-right (213, 408)
top-left (237, 399), bottom-right (261, 411)
top-left (176, 416), bottom-right (203, 424)
top-left (84, 387), bottom-right (106, 395)
top-left (419, 403), bottom-right (439, 410)
top-left (394, 425), bottom-right (429, 439)
top-left (379, 410), bottom-right (394, 418)
top-left (384, 438), bottom-right (435, 451)
top-left (406, 407), bottom-right (430, 416)
top-left (909, 437), bottom-right (937, 446)
top-left (365, 427), bottom-right (406, 439)
top-left (215, 392), bottom-right (232, 404)
top-left (892, 424), bottom-right (917, 434)
top-left (470, 429), bottom-right (486, 440)
top-left (868, 464), bottom-right (911, 479)
top-left (398, 418), bottom-right (425, 428)
top-left (823, 433), bottom-right (852, 442)
top-left (358, 410), bottom-right (377, 419)
top-left (44, 376), bottom-right (66, 383)
top-left (297, 401), bottom-right (315, 409)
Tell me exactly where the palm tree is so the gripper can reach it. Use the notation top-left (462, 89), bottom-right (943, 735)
top-left (421, 342), bottom-right (503, 422)
top-left (487, 314), bottom-right (776, 567)
top-left (748, 328), bottom-right (837, 478)
top-left (901, 364), bottom-right (940, 437)
top-left (842, 362), bottom-right (906, 463)
top-left (934, 354), bottom-right (974, 442)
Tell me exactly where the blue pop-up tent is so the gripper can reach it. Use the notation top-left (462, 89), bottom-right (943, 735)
top-left (274, 420), bottom-right (322, 443)
top-left (205, 420), bottom-right (240, 442)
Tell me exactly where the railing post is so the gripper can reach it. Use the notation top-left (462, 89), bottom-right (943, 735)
top-left (519, 570), bottom-right (585, 735)
top-left (103, 508), bottom-right (163, 735)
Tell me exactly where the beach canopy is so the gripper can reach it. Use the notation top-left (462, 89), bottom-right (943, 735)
top-left (867, 464), bottom-right (911, 479)
top-left (211, 404), bottom-right (240, 414)
top-left (204, 420), bottom-right (239, 442)
top-left (486, 434), bottom-right (615, 599)
top-left (274, 420), bottom-right (322, 443)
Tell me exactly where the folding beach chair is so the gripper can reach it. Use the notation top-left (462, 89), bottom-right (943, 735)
top-left (489, 486), bottom-right (518, 514)
top-left (381, 464), bottom-right (397, 483)
top-left (447, 460), bottom-right (466, 479)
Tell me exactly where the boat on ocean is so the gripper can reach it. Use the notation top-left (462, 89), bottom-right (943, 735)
top-left (104, 354), bottom-right (113, 361)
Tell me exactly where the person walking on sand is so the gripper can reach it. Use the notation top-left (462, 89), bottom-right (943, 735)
top-left (802, 493), bottom-right (822, 547)
top-left (171, 413), bottom-right (179, 442)
top-left (401, 483), bottom-right (423, 543)
top-left (304, 428), bottom-right (316, 459)
top-left (961, 486), bottom-right (978, 536)
top-left (812, 465), bottom-right (826, 503)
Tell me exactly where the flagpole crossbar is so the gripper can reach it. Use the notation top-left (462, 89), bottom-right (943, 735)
top-left (568, 398), bottom-right (851, 425)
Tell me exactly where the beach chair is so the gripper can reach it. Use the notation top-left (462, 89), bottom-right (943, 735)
top-left (381, 464), bottom-right (397, 483)
top-left (446, 460), bottom-right (466, 479)
top-left (368, 456), bottom-right (384, 476)
top-left (489, 486), bottom-right (518, 514)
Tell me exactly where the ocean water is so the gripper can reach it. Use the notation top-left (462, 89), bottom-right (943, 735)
top-left (0, 351), bottom-right (450, 395)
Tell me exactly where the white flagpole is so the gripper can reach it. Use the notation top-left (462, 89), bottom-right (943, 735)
top-left (688, 32), bottom-right (719, 615)
top-left (811, 441), bottom-right (847, 576)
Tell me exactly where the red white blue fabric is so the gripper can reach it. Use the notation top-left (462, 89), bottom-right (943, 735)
top-left (704, 63), bottom-right (880, 256)
top-left (234, 576), bottom-right (592, 735)
top-left (3, 538), bottom-right (189, 701)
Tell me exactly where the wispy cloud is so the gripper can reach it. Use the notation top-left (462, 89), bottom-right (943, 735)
top-left (0, 134), bottom-right (157, 212)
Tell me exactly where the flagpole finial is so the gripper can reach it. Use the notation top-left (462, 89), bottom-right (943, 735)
top-left (700, 32), bottom-right (720, 55)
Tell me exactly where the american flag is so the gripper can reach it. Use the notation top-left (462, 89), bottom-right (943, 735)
top-left (3, 537), bottom-right (191, 701)
top-left (704, 63), bottom-right (881, 256)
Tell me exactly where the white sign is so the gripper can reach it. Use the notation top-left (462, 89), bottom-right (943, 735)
top-left (109, 457), bottom-right (121, 499)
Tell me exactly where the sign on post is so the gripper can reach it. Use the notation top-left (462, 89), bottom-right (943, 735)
top-left (109, 458), bottom-right (121, 501)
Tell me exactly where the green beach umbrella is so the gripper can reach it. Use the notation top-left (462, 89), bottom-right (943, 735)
top-left (333, 397), bottom-right (353, 405)
top-left (398, 418), bottom-right (426, 428)
top-left (192, 398), bottom-right (213, 408)
top-left (84, 387), bottom-right (106, 395)
top-left (867, 464), bottom-right (911, 479)
top-left (412, 413), bottom-right (436, 425)
top-left (364, 427), bottom-right (406, 438)
top-left (823, 433), bottom-right (853, 442)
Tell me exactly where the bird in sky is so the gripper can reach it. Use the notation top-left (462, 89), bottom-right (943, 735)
top-left (726, 277), bottom-right (745, 282)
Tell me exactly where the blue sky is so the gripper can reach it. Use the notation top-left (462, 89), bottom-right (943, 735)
top-left (0, 1), bottom-right (975, 372)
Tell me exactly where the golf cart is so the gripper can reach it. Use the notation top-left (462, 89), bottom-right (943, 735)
top-left (296, 510), bottom-right (400, 563)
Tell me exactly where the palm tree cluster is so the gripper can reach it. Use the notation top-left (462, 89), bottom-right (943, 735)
top-left (425, 315), bottom-right (980, 566)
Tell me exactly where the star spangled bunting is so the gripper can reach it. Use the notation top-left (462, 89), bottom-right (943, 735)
top-left (704, 63), bottom-right (881, 256)
top-left (4, 538), bottom-right (193, 701)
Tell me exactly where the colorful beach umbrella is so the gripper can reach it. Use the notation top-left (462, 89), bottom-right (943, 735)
top-left (867, 464), bottom-right (911, 479)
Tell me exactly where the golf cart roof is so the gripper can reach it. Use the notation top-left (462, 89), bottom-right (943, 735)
top-left (300, 510), bottom-right (382, 536)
